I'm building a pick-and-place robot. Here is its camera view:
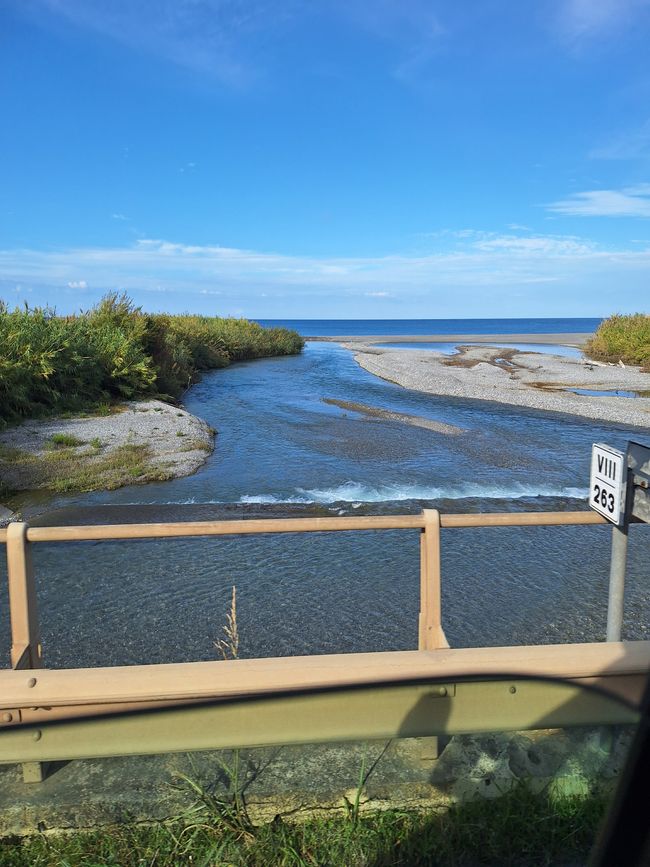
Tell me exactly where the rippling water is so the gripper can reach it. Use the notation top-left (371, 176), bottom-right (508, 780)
top-left (1, 339), bottom-right (648, 668)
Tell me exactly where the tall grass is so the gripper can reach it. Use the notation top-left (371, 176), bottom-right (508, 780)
top-left (585, 313), bottom-right (650, 370)
top-left (0, 294), bottom-right (303, 426)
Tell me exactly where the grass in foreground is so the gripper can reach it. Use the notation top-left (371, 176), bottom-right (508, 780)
top-left (0, 786), bottom-right (610, 867)
top-left (584, 312), bottom-right (650, 370)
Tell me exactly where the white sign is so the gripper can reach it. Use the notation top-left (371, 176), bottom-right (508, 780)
top-left (589, 443), bottom-right (626, 525)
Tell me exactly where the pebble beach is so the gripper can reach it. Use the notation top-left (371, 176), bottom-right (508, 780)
top-left (343, 336), bottom-right (650, 428)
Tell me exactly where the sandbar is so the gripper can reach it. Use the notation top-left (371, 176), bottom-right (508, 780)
top-left (343, 340), bottom-right (650, 427)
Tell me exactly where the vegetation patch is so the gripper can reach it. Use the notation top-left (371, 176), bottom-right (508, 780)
top-left (0, 442), bottom-right (172, 494)
top-left (0, 292), bottom-right (303, 428)
top-left (47, 432), bottom-right (85, 448)
top-left (0, 786), bottom-right (610, 866)
top-left (585, 313), bottom-right (650, 371)
top-left (180, 438), bottom-right (213, 452)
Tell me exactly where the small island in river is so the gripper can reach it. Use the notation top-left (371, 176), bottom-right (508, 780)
top-left (337, 333), bottom-right (650, 428)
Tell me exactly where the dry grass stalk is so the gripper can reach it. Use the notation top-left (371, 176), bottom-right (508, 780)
top-left (214, 585), bottom-right (239, 660)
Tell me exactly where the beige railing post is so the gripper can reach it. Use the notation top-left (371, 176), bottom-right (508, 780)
top-left (417, 509), bottom-right (448, 763)
top-left (5, 521), bottom-right (46, 783)
top-left (6, 522), bottom-right (42, 670)
top-left (418, 509), bottom-right (447, 650)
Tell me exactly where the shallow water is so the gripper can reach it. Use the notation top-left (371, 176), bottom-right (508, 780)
top-left (568, 388), bottom-right (643, 399)
top-left (1, 341), bottom-right (648, 668)
top-left (378, 341), bottom-right (583, 359)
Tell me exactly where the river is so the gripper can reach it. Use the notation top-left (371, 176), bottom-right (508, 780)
top-left (1, 328), bottom-right (648, 669)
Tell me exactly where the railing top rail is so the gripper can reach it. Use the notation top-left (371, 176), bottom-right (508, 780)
top-left (0, 510), bottom-right (607, 544)
top-left (1, 641), bottom-right (647, 708)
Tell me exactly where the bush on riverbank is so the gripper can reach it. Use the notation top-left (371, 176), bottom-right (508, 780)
top-left (585, 313), bottom-right (650, 370)
top-left (0, 294), bottom-right (303, 426)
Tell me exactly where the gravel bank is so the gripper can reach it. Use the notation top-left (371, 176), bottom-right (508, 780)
top-left (0, 399), bottom-right (214, 500)
top-left (345, 342), bottom-right (650, 427)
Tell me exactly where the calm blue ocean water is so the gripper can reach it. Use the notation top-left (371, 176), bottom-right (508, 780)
top-left (255, 318), bottom-right (602, 337)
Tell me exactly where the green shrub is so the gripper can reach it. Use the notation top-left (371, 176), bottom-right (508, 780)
top-left (0, 294), bottom-right (303, 426)
top-left (585, 313), bottom-right (650, 370)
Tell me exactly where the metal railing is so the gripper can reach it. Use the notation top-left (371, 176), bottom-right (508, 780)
top-left (1, 509), bottom-right (608, 668)
top-left (4, 508), bottom-right (649, 783)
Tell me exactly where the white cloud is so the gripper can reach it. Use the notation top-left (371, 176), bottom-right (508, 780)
top-left (112, 213), bottom-right (129, 221)
top-left (555, 0), bottom-right (650, 42)
top-left (67, 280), bottom-right (88, 289)
top-left (470, 233), bottom-right (594, 254)
top-left (1, 231), bottom-right (650, 317)
top-left (547, 186), bottom-right (650, 217)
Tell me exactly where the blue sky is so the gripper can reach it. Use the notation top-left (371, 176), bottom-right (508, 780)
top-left (2, 0), bottom-right (650, 318)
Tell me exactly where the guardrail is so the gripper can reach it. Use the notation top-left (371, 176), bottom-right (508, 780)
top-left (0, 509), bottom-right (608, 667)
top-left (3, 509), bottom-right (649, 784)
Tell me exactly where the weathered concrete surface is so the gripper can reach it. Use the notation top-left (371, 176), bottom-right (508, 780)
top-left (0, 727), bottom-right (632, 837)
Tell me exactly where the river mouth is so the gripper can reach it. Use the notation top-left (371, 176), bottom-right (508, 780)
top-left (2, 340), bottom-right (648, 669)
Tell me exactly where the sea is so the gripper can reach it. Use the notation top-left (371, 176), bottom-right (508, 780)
top-left (255, 318), bottom-right (602, 336)
top-left (1, 318), bottom-right (648, 669)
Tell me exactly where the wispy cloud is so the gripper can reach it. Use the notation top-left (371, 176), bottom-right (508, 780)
top-left (2, 232), bottom-right (650, 316)
top-left (335, 0), bottom-right (445, 85)
top-left (460, 230), bottom-right (594, 254)
top-left (337, 0), bottom-right (444, 43)
top-left (590, 120), bottom-right (650, 160)
top-left (555, 0), bottom-right (650, 43)
top-left (27, 0), bottom-right (296, 86)
top-left (547, 185), bottom-right (650, 217)
top-left (27, 0), bottom-right (451, 91)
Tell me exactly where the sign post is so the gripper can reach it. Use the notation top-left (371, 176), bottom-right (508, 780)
top-left (589, 441), bottom-right (650, 642)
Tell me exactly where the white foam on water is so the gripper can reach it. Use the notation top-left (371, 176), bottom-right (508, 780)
top-left (124, 482), bottom-right (587, 506)
top-left (238, 481), bottom-right (588, 505)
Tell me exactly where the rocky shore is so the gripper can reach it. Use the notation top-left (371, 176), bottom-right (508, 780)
top-left (345, 341), bottom-right (650, 428)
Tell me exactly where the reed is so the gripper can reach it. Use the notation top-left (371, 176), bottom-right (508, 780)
top-left (0, 294), bottom-right (303, 426)
top-left (585, 313), bottom-right (650, 370)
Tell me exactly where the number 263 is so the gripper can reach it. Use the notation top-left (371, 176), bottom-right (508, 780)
top-left (593, 484), bottom-right (615, 514)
